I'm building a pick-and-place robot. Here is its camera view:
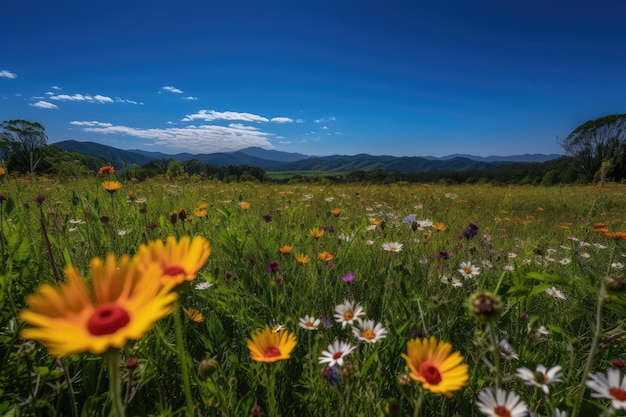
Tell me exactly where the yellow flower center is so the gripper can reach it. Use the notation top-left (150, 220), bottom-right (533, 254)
top-left (464, 267), bottom-right (473, 275)
top-left (264, 346), bottom-right (282, 358)
top-left (361, 329), bottom-right (376, 340)
top-left (344, 311), bottom-right (354, 321)
top-left (418, 362), bottom-right (442, 385)
top-left (87, 303), bottom-right (130, 336)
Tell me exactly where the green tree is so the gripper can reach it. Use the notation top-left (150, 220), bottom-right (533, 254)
top-left (0, 119), bottom-right (49, 174)
top-left (559, 114), bottom-right (626, 181)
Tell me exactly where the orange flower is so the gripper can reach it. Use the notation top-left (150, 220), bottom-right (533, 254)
top-left (330, 208), bottom-right (341, 217)
top-left (279, 245), bottom-right (294, 254)
top-left (369, 219), bottom-right (381, 225)
top-left (98, 165), bottom-right (115, 175)
top-left (433, 222), bottom-right (446, 231)
top-left (194, 207), bottom-right (207, 218)
top-left (319, 251), bottom-right (334, 262)
top-left (295, 253), bottom-right (310, 264)
top-left (309, 227), bottom-right (324, 239)
top-left (186, 308), bottom-right (204, 323)
top-left (239, 202), bottom-right (251, 210)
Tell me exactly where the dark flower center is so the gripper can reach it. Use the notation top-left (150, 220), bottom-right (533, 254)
top-left (419, 362), bottom-right (442, 385)
top-left (163, 265), bottom-right (186, 276)
top-left (493, 406), bottom-right (511, 417)
top-left (332, 352), bottom-right (343, 360)
top-left (264, 346), bottom-right (281, 358)
top-left (87, 303), bottom-right (130, 336)
top-left (610, 387), bottom-right (626, 401)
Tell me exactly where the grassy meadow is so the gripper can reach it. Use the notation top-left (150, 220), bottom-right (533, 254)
top-left (1, 172), bottom-right (626, 417)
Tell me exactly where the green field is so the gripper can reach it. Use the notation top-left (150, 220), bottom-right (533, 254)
top-left (2, 174), bottom-right (626, 416)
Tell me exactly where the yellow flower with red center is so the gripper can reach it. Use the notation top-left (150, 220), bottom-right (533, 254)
top-left (295, 253), bottom-right (310, 264)
top-left (330, 208), bottom-right (341, 217)
top-left (19, 255), bottom-right (177, 357)
top-left (102, 181), bottom-right (122, 194)
top-left (401, 336), bottom-right (469, 397)
top-left (309, 227), bottom-right (324, 239)
top-left (247, 327), bottom-right (297, 363)
top-left (135, 236), bottom-right (211, 287)
top-left (318, 251), bottom-right (334, 261)
top-left (279, 245), bottom-right (294, 254)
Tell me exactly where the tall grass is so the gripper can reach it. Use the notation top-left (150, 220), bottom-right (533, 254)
top-left (1, 174), bottom-right (626, 416)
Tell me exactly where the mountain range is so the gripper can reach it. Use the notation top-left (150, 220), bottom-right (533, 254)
top-left (51, 140), bottom-right (563, 174)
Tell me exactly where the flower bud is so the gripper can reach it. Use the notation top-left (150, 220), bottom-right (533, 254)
top-left (468, 291), bottom-right (502, 322)
top-left (199, 357), bottom-right (219, 377)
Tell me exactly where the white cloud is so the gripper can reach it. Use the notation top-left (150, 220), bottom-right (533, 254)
top-left (279, 141), bottom-right (293, 144)
top-left (162, 86), bottom-right (183, 94)
top-left (71, 120), bottom-right (275, 153)
top-left (70, 121), bottom-right (113, 127)
top-left (31, 101), bottom-right (58, 109)
top-left (320, 126), bottom-right (328, 130)
top-left (0, 70), bottom-right (17, 79)
top-left (116, 98), bottom-right (143, 105)
top-left (51, 85), bottom-right (62, 90)
top-left (314, 116), bottom-right (336, 123)
top-left (182, 109), bottom-right (269, 123)
top-left (46, 93), bottom-right (114, 103)
top-left (183, 96), bottom-right (198, 100)
top-left (271, 117), bottom-right (293, 123)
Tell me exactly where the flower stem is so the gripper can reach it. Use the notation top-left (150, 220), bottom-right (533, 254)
top-left (105, 350), bottom-right (126, 417)
top-left (174, 300), bottom-right (195, 417)
top-left (267, 364), bottom-right (280, 417)
top-left (487, 321), bottom-right (502, 391)
top-left (412, 388), bottom-right (425, 417)
top-left (571, 283), bottom-right (606, 417)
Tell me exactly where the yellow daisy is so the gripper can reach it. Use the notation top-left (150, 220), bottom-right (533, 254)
top-left (135, 236), bottom-right (211, 287)
top-left (295, 253), bottom-right (310, 264)
top-left (401, 336), bottom-right (469, 397)
top-left (19, 255), bottom-right (177, 357)
top-left (247, 327), bottom-right (297, 363)
top-left (309, 227), bottom-right (324, 239)
top-left (102, 181), bottom-right (122, 194)
top-left (279, 245), bottom-right (294, 254)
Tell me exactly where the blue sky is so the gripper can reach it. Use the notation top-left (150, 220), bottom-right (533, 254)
top-left (1, 0), bottom-right (625, 157)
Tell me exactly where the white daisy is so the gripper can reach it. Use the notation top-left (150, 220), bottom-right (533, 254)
top-left (458, 261), bottom-right (481, 279)
top-left (545, 286), bottom-right (566, 300)
top-left (351, 318), bottom-right (387, 344)
top-left (334, 300), bottom-right (365, 328)
top-left (298, 315), bottom-right (321, 331)
top-left (516, 364), bottom-right (562, 394)
top-left (318, 340), bottom-right (356, 367)
top-left (586, 368), bottom-right (626, 410)
top-left (498, 339), bottom-right (519, 360)
top-left (476, 388), bottom-right (529, 417)
top-left (382, 242), bottom-right (403, 252)
top-left (194, 281), bottom-right (213, 290)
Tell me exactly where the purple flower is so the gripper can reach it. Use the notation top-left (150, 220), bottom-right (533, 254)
top-left (0, 195), bottom-right (7, 203)
top-left (267, 260), bottom-right (279, 273)
top-left (320, 315), bottom-right (333, 328)
top-left (262, 214), bottom-right (273, 222)
top-left (34, 195), bottom-right (46, 204)
top-left (321, 366), bottom-right (340, 386)
top-left (403, 215), bottom-right (416, 224)
top-left (437, 250), bottom-right (453, 260)
top-left (411, 330), bottom-right (427, 339)
top-left (459, 222), bottom-right (479, 240)
top-left (341, 273), bottom-right (355, 283)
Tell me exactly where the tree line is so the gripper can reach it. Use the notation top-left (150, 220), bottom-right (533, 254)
top-left (2, 114), bottom-right (626, 184)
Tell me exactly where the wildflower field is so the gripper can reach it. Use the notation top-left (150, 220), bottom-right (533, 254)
top-left (2, 171), bottom-right (626, 417)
